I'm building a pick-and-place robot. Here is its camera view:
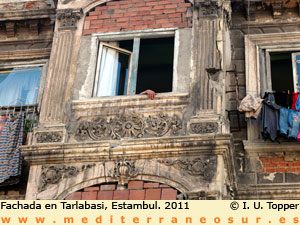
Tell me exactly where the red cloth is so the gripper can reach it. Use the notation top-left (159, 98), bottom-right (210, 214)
top-left (0, 116), bottom-right (7, 135)
top-left (291, 92), bottom-right (299, 110)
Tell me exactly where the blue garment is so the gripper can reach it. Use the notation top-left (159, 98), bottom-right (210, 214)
top-left (288, 110), bottom-right (300, 139)
top-left (279, 107), bottom-right (289, 135)
top-left (296, 94), bottom-right (300, 111)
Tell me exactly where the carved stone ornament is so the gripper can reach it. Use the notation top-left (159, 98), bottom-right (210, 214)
top-left (187, 191), bottom-right (220, 200)
top-left (57, 8), bottom-right (82, 28)
top-left (158, 156), bottom-right (216, 181)
top-left (36, 132), bottom-right (62, 143)
top-left (39, 164), bottom-right (95, 192)
top-left (196, 0), bottom-right (219, 17)
top-left (76, 113), bottom-right (182, 141)
top-left (190, 122), bottom-right (218, 134)
top-left (110, 158), bottom-right (138, 187)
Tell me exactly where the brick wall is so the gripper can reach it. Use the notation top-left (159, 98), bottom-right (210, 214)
top-left (260, 157), bottom-right (300, 173)
top-left (83, 0), bottom-right (192, 35)
top-left (65, 181), bottom-right (180, 200)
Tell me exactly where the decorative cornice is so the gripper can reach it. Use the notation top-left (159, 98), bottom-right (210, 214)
top-left (0, 48), bottom-right (51, 61)
top-left (76, 113), bottom-right (182, 141)
top-left (158, 156), bottom-right (217, 181)
top-left (57, 8), bottom-right (83, 29)
top-left (39, 164), bottom-right (95, 192)
top-left (195, 0), bottom-right (220, 18)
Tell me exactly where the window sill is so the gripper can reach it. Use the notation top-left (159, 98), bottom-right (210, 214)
top-left (243, 140), bottom-right (300, 154)
top-left (72, 92), bottom-right (189, 117)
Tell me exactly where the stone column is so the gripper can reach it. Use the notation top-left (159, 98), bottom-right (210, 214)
top-left (34, 9), bottom-right (82, 144)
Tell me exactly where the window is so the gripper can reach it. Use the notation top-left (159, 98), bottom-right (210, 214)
top-left (0, 66), bottom-right (42, 107)
top-left (94, 36), bottom-right (174, 97)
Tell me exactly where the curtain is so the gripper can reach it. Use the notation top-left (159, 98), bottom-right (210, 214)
top-left (97, 46), bottom-right (120, 97)
top-left (0, 67), bottom-right (41, 106)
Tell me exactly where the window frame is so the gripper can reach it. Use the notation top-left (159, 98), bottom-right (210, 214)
top-left (91, 28), bottom-right (178, 97)
top-left (0, 60), bottom-right (48, 109)
top-left (245, 32), bottom-right (300, 140)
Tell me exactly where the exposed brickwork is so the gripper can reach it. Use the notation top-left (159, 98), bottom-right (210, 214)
top-left (64, 181), bottom-right (180, 200)
top-left (260, 157), bottom-right (300, 173)
top-left (83, 0), bottom-right (192, 35)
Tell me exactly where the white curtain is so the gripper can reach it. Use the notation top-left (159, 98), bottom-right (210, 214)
top-left (97, 46), bottom-right (119, 96)
top-left (0, 67), bottom-right (41, 106)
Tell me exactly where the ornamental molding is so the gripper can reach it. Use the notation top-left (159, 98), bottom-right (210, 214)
top-left (75, 113), bottom-right (182, 141)
top-left (190, 122), bottom-right (218, 134)
top-left (57, 8), bottom-right (82, 28)
top-left (36, 132), bottom-right (62, 143)
top-left (158, 156), bottom-right (216, 181)
top-left (110, 158), bottom-right (138, 188)
top-left (195, 0), bottom-right (220, 17)
top-left (39, 164), bottom-right (95, 192)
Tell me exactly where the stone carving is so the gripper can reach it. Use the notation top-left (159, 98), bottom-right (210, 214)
top-left (76, 113), bottom-right (182, 141)
top-left (196, 0), bottom-right (219, 17)
top-left (158, 156), bottom-right (216, 181)
top-left (36, 132), bottom-right (62, 143)
top-left (187, 191), bottom-right (219, 200)
top-left (39, 164), bottom-right (95, 192)
top-left (57, 9), bottom-right (82, 28)
top-left (190, 122), bottom-right (218, 134)
top-left (110, 158), bottom-right (138, 187)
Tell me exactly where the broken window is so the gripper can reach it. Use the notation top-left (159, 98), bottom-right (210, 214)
top-left (0, 67), bottom-right (42, 107)
top-left (94, 37), bottom-right (174, 97)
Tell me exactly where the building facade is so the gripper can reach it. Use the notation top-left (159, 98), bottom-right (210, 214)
top-left (0, 0), bottom-right (299, 200)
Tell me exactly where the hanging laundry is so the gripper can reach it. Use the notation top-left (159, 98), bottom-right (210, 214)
top-left (238, 94), bottom-right (263, 119)
top-left (274, 92), bottom-right (292, 108)
top-left (260, 93), bottom-right (282, 141)
top-left (0, 113), bottom-right (24, 186)
top-left (0, 115), bottom-right (6, 135)
top-left (291, 92), bottom-right (299, 110)
top-left (279, 107), bottom-right (289, 136)
top-left (287, 110), bottom-right (300, 139)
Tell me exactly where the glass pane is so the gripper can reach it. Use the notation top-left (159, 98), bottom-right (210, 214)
top-left (0, 67), bottom-right (42, 106)
top-left (296, 54), bottom-right (300, 61)
top-left (97, 46), bottom-right (130, 97)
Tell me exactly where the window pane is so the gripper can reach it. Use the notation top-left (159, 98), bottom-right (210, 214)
top-left (296, 54), bottom-right (300, 61)
top-left (136, 37), bottom-right (174, 94)
top-left (0, 67), bottom-right (42, 106)
top-left (97, 46), bottom-right (130, 96)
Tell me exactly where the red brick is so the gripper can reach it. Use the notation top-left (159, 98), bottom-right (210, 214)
top-left (161, 189), bottom-right (177, 200)
top-left (150, 10), bottom-right (163, 15)
top-left (146, 2), bottom-right (157, 6)
top-left (176, 8), bottom-right (188, 12)
top-left (100, 184), bottom-right (116, 191)
top-left (113, 190), bottom-right (129, 200)
top-left (159, 0), bottom-right (172, 5)
top-left (161, 23), bottom-right (176, 28)
top-left (168, 13), bottom-right (182, 18)
top-left (145, 189), bottom-right (161, 200)
top-left (107, 1), bottom-right (122, 6)
top-left (128, 181), bottom-right (144, 189)
top-left (89, 11), bottom-right (102, 16)
top-left (84, 186), bottom-right (100, 192)
top-left (157, 19), bottom-right (169, 24)
top-left (178, 3), bottom-right (192, 7)
top-left (95, 6), bottom-right (108, 11)
top-left (165, 4), bottom-right (178, 9)
top-left (85, 16), bottom-right (98, 20)
top-left (99, 14), bottom-right (111, 19)
top-left (276, 168), bottom-right (285, 172)
top-left (65, 192), bottom-right (82, 200)
top-left (163, 9), bottom-right (176, 14)
top-left (97, 191), bottom-right (114, 200)
top-left (152, 5), bottom-right (165, 10)
top-left (134, 25), bottom-right (149, 30)
top-left (139, 7), bottom-right (151, 11)
top-left (111, 14), bottom-right (124, 18)
top-left (129, 190), bottom-right (145, 200)
top-left (91, 20), bottom-right (104, 25)
top-left (96, 28), bottom-right (109, 33)
top-left (82, 192), bottom-right (97, 200)
top-left (159, 184), bottom-right (170, 188)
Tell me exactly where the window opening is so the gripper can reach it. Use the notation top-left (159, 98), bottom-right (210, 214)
top-left (270, 52), bottom-right (294, 92)
top-left (136, 37), bottom-right (174, 94)
top-left (0, 67), bottom-right (42, 107)
top-left (95, 37), bottom-right (174, 97)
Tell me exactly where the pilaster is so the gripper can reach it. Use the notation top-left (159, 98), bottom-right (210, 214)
top-left (37, 8), bottom-right (82, 143)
